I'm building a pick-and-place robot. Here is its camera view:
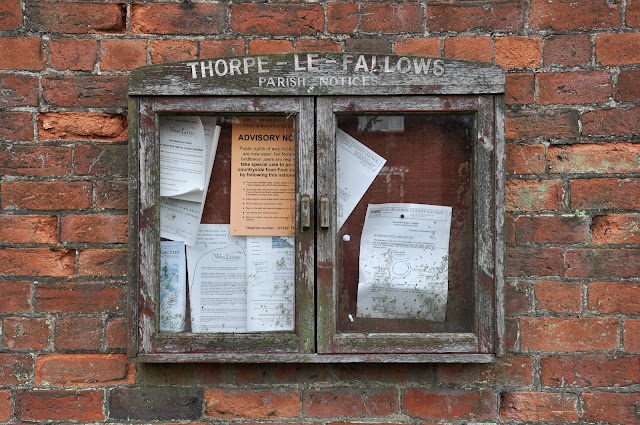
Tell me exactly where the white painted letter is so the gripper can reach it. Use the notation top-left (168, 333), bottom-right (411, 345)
top-left (187, 62), bottom-right (198, 79)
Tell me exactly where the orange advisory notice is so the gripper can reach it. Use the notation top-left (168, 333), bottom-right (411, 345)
top-left (230, 117), bottom-right (295, 236)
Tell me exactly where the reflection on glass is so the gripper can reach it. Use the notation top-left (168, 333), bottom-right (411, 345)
top-left (159, 115), bottom-right (296, 334)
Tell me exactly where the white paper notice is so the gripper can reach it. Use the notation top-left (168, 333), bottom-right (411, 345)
top-left (160, 124), bottom-right (221, 246)
top-left (356, 203), bottom-right (452, 321)
top-left (246, 236), bottom-right (295, 332)
top-left (186, 224), bottom-right (247, 333)
top-left (159, 241), bottom-right (186, 332)
top-left (172, 117), bottom-right (219, 203)
top-left (336, 129), bottom-right (386, 230)
top-left (159, 116), bottom-right (207, 198)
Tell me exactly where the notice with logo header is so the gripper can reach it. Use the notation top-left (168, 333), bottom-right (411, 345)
top-left (230, 117), bottom-right (295, 236)
top-left (186, 224), bottom-right (247, 333)
top-left (356, 203), bottom-right (452, 321)
top-left (159, 116), bottom-right (207, 198)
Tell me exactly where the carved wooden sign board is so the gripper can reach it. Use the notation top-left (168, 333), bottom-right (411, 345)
top-left (128, 53), bottom-right (505, 96)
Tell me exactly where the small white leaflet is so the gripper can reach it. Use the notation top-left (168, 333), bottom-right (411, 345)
top-left (336, 128), bottom-right (386, 230)
top-left (159, 241), bottom-right (186, 332)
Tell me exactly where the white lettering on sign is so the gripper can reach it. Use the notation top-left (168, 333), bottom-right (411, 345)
top-left (186, 54), bottom-right (446, 87)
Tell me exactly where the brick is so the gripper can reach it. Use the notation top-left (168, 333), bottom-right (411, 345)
top-left (0, 112), bottom-right (33, 141)
top-left (78, 249), bottom-right (127, 277)
top-left (0, 74), bottom-right (38, 106)
top-left (624, 319), bottom-right (640, 352)
top-left (137, 363), bottom-right (229, 386)
top-left (589, 281), bottom-right (640, 315)
top-left (0, 281), bottom-right (32, 313)
top-left (131, 2), bottom-right (225, 35)
top-left (436, 357), bottom-right (534, 386)
top-left (232, 3), bottom-right (323, 35)
top-left (629, 0), bottom-right (640, 26)
top-left (536, 71), bottom-right (611, 105)
top-left (0, 353), bottom-right (33, 385)
top-left (500, 391), bottom-right (578, 422)
top-left (345, 38), bottom-right (392, 54)
top-left (96, 180), bottom-right (128, 209)
top-left (615, 69), bottom-right (640, 101)
top-left (506, 142), bottom-right (545, 175)
top-left (205, 388), bottom-right (299, 418)
top-left (26, 1), bottom-right (125, 34)
top-left (543, 34), bottom-right (591, 67)
top-left (110, 387), bottom-right (203, 420)
top-left (541, 355), bottom-right (640, 388)
top-left (297, 40), bottom-right (342, 53)
top-left (0, 248), bottom-right (75, 277)
top-left (0, 0), bottom-right (22, 30)
top-left (444, 37), bottom-right (491, 62)
top-left (505, 215), bottom-right (515, 243)
top-left (536, 281), bottom-right (582, 313)
top-left (505, 280), bottom-right (531, 314)
top-left (505, 74), bottom-right (534, 105)
top-left (506, 110), bottom-right (579, 139)
top-left (520, 317), bottom-right (619, 351)
top-left (15, 389), bottom-right (104, 422)
top-left (0, 37), bottom-right (44, 70)
top-left (36, 354), bottom-right (131, 386)
top-left (0, 145), bottom-right (72, 177)
top-left (583, 392), bottom-right (640, 425)
top-left (105, 317), bottom-right (127, 349)
top-left (403, 389), bottom-right (496, 420)
top-left (73, 144), bottom-right (128, 176)
top-left (0, 215), bottom-right (58, 243)
top-left (38, 112), bottom-right (127, 141)
top-left (3, 317), bottom-right (51, 350)
top-left (550, 143), bottom-right (640, 174)
top-left (582, 107), bottom-right (640, 136)
top-left (248, 40), bottom-right (293, 55)
top-left (0, 390), bottom-right (10, 422)
top-left (61, 214), bottom-right (127, 243)
top-left (35, 282), bottom-right (126, 314)
top-left (596, 33), bottom-right (640, 65)
top-left (515, 215), bottom-right (590, 244)
top-left (530, 0), bottom-right (621, 30)
top-left (42, 75), bottom-right (127, 108)
top-left (303, 389), bottom-right (397, 417)
top-left (495, 36), bottom-right (542, 69)
top-left (200, 40), bottom-right (246, 58)
top-left (2, 181), bottom-right (92, 210)
top-left (505, 179), bottom-right (564, 212)
top-left (506, 247), bottom-right (565, 277)
top-left (570, 178), bottom-right (640, 210)
top-left (328, 2), bottom-right (422, 34)
top-left (49, 38), bottom-right (97, 71)
top-left (394, 38), bottom-right (441, 56)
top-left (428, 0), bottom-right (525, 32)
top-left (54, 317), bottom-right (102, 350)
top-left (567, 248), bottom-right (640, 278)
top-left (149, 40), bottom-right (197, 64)
top-left (100, 39), bottom-right (146, 71)
top-left (592, 214), bottom-right (640, 244)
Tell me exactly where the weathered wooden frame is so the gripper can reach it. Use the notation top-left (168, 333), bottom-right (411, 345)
top-left (128, 53), bottom-right (505, 363)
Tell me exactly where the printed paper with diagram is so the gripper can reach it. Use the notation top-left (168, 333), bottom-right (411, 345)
top-left (356, 203), bottom-right (451, 321)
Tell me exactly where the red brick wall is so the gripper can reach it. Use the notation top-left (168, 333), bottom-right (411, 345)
top-left (1, 0), bottom-right (639, 423)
